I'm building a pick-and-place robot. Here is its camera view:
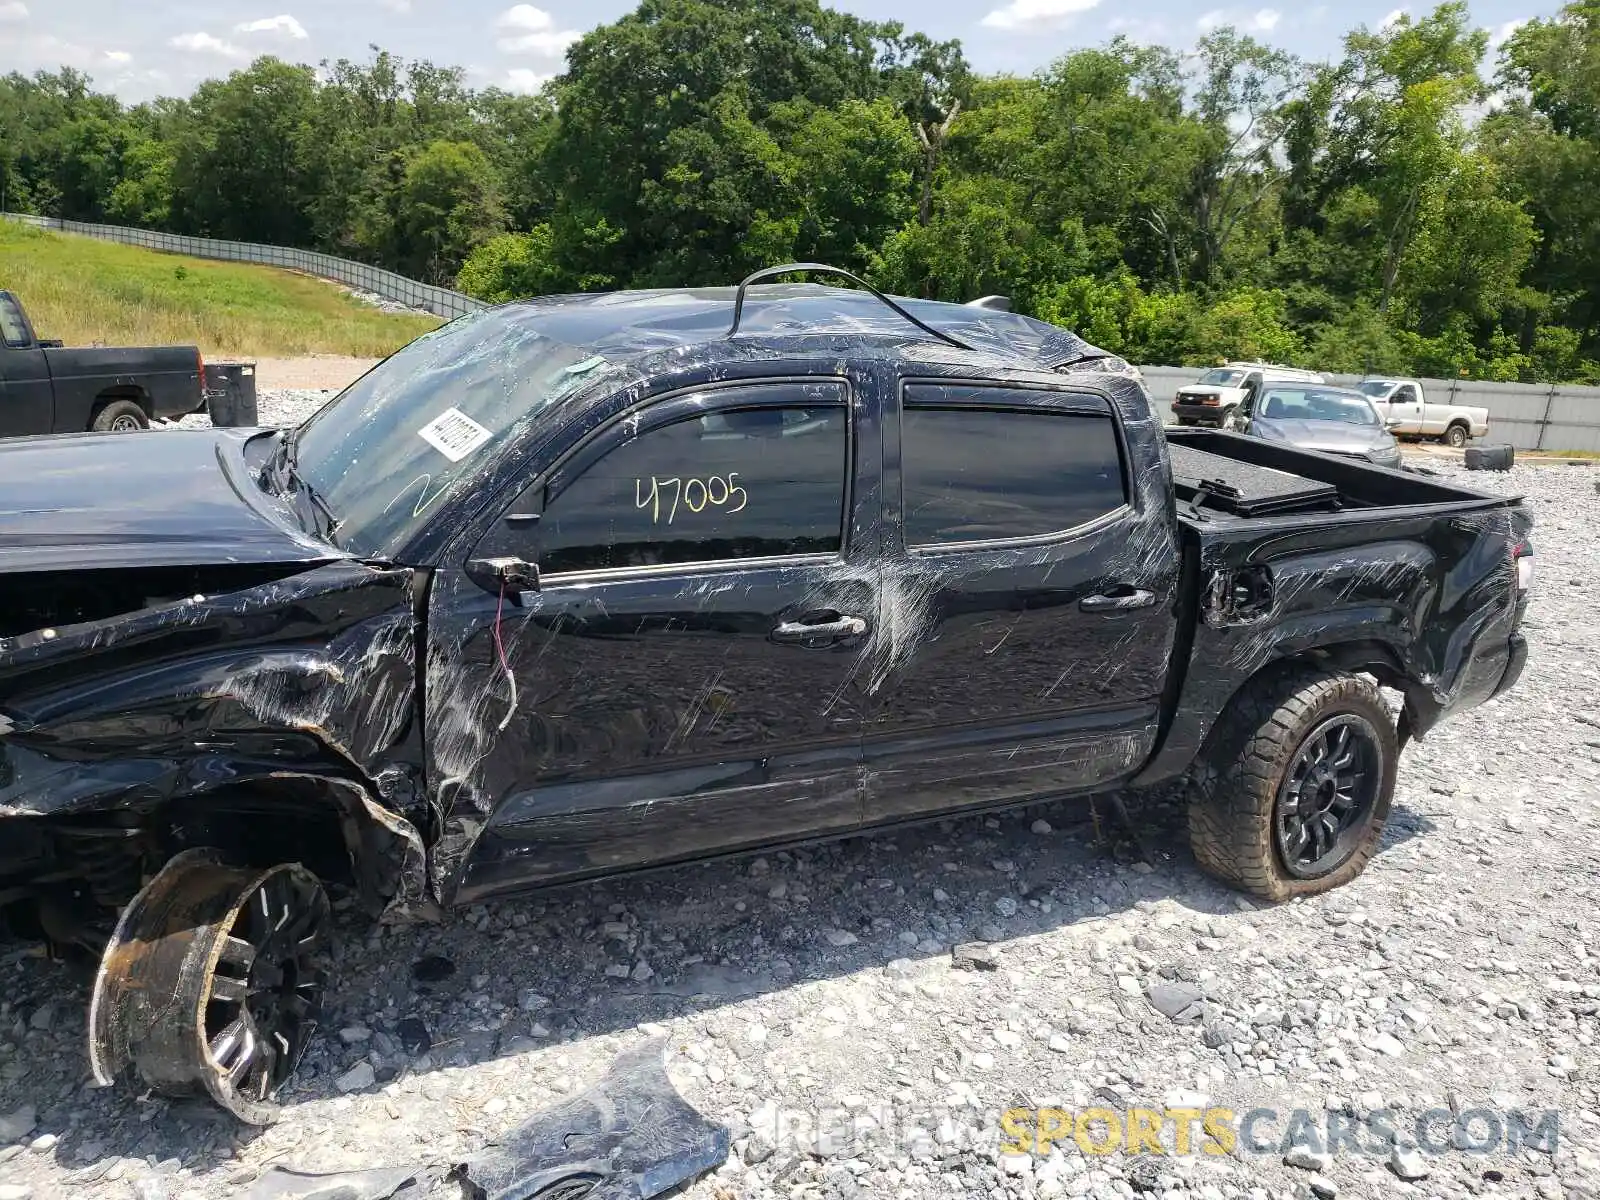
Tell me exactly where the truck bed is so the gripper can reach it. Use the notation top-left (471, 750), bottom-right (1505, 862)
top-left (1136, 428), bottom-right (1530, 789)
top-left (1164, 428), bottom-right (1516, 519)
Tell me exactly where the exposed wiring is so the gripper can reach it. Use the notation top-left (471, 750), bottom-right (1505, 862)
top-left (493, 577), bottom-right (518, 734)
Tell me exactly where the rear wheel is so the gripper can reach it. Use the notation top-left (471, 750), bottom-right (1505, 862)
top-left (89, 849), bottom-right (330, 1124)
top-left (92, 399), bottom-right (149, 433)
top-left (1188, 668), bottom-right (1397, 901)
top-left (1443, 422), bottom-right (1470, 448)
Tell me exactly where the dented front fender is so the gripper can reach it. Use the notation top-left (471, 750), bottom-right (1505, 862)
top-left (0, 560), bottom-right (432, 915)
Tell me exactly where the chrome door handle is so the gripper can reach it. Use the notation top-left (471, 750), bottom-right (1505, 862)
top-left (771, 614), bottom-right (869, 645)
top-left (1080, 588), bottom-right (1156, 613)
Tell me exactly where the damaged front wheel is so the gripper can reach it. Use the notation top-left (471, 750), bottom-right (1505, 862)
top-left (89, 849), bottom-right (331, 1124)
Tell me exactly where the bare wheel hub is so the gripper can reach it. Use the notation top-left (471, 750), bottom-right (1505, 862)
top-left (89, 849), bottom-right (330, 1124)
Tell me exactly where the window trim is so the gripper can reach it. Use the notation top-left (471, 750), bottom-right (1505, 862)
top-left (485, 376), bottom-right (856, 586)
top-left (896, 378), bottom-right (1134, 555)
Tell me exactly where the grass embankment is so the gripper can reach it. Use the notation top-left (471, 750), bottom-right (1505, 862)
top-left (0, 221), bottom-right (440, 358)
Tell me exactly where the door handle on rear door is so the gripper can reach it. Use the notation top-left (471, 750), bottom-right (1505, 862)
top-left (771, 613), bottom-right (870, 646)
top-left (1080, 587), bottom-right (1157, 613)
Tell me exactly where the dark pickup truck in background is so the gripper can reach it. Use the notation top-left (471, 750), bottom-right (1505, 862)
top-left (0, 270), bottom-right (1533, 1123)
top-left (0, 289), bottom-right (206, 436)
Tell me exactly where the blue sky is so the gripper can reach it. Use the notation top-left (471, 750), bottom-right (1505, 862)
top-left (0, 0), bottom-right (1558, 102)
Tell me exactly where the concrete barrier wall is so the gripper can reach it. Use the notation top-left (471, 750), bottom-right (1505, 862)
top-left (1139, 365), bottom-right (1600, 452)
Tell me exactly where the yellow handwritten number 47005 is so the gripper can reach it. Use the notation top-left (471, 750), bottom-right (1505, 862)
top-left (635, 475), bottom-right (748, 525)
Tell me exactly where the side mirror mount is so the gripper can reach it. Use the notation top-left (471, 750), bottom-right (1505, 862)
top-left (1384, 416), bottom-right (1404, 430)
top-left (467, 556), bottom-right (540, 597)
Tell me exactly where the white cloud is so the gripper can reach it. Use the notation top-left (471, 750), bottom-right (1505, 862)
top-left (104, 50), bottom-right (132, 64)
top-left (170, 32), bottom-right (247, 59)
top-left (500, 29), bottom-right (581, 55)
top-left (980, 0), bottom-right (1100, 32)
top-left (235, 14), bottom-right (309, 39)
top-left (504, 68), bottom-right (553, 93)
top-left (1491, 18), bottom-right (1526, 48)
top-left (0, 1), bottom-right (28, 21)
top-left (1198, 7), bottom-right (1281, 32)
top-left (496, 3), bottom-right (555, 29)
top-left (1380, 8), bottom-right (1408, 29)
top-left (495, 4), bottom-right (581, 56)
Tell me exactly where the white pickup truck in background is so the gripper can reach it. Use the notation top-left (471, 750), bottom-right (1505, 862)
top-left (1356, 378), bottom-right (1490, 448)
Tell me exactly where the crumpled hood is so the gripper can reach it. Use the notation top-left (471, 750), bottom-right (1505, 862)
top-left (0, 428), bottom-right (341, 573)
top-left (1254, 417), bottom-right (1395, 455)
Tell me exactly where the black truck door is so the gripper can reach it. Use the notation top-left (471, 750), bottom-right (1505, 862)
top-left (861, 380), bottom-right (1181, 823)
top-left (0, 294), bottom-right (53, 437)
top-left (432, 378), bottom-right (879, 903)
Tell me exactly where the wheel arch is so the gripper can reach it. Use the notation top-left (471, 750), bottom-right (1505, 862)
top-left (1135, 634), bottom-right (1415, 788)
top-left (89, 386), bottom-right (152, 421)
top-left (160, 772), bottom-right (433, 922)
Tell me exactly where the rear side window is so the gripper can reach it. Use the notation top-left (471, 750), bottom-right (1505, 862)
top-left (901, 385), bottom-right (1127, 548)
top-left (536, 382), bottom-right (849, 575)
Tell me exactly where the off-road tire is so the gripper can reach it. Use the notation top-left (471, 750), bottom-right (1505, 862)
top-left (92, 399), bottom-right (150, 433)
top-left (1188, 666), bottom-right (1397, 902)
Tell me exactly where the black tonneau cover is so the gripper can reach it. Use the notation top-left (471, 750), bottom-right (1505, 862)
top-left (1168, 443), bottom-right (1339, 517)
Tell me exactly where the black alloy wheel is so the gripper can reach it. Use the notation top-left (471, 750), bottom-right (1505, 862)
top-left (1274, 713), bottom-right (1383, 878)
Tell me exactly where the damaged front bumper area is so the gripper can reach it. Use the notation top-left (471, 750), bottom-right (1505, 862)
top-left (238, 1037), bottom-right (730, 1199)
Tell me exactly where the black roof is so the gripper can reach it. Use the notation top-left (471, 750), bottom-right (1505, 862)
top-left (483, 283), bottom-right (1111, 372)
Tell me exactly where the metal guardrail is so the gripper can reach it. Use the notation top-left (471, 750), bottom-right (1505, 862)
top-left (8, 211), bottom-right (1599, 450)
top-left (3, 212), bottom-right (486, 321)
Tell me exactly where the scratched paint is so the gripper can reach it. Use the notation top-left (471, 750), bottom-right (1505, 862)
top-left (0, 283), bottom-right (1534, 919)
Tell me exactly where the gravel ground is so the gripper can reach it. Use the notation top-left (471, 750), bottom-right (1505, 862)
top-left (1, 424), bottom-right (1596, 1200)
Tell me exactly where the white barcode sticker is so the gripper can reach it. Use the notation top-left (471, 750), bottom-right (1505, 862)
top-left (417, 407), bottom-right (492, 462)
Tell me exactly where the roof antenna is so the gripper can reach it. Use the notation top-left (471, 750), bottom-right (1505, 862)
top-left (725, 262), bottom-right (976, 352)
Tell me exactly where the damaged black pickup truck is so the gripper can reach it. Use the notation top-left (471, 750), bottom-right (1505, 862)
top-left (0, 267), bottom-right (1532, 1123)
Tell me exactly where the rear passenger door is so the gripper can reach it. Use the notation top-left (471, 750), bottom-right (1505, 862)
top-left (860, 380), bottom-right (1180, 825)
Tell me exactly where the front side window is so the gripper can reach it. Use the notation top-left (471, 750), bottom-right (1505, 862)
top-left (1395, 386), bottom-right (1419, 404)
top-left (535, 383), bottom-right (849, 576)
top-left (0, 296), bottom-right (31, 348)
top-left (901, 386), bottom-right (1128, 548)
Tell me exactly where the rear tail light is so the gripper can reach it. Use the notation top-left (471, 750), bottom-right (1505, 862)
top-left (1513, 541), bottom-right (1534, 592)
top-left (197, 348), bottom-right (207, 388)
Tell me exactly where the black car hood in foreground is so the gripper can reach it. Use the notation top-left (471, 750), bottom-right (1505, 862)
top-left (0, 428), bottom-right (340, 573)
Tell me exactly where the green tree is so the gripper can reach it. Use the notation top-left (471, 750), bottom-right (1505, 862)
top-left (169, 58), bottom-right (319, 246)
top-left (393, 140), bottom-right (506, 283)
